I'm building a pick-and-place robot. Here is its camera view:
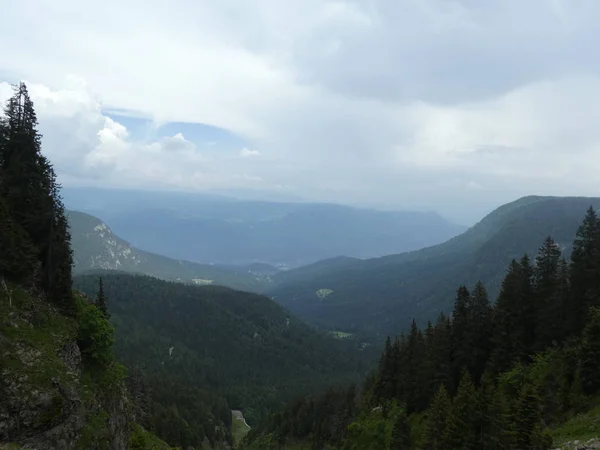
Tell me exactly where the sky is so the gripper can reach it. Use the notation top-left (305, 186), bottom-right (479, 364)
top-left (1, 0), bottom-right (600, 224)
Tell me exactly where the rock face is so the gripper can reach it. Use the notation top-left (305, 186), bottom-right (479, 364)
top-left (0, 290), bottom-right (132, 449)
top-left (555, 439), bottom-right (600, 449)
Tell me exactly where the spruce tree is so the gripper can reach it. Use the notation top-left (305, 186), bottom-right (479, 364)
top-left (451, 285), bottom-right (471, 391)
top-left (0, 83), bottom-right (74, 312)
top-left (467, 281), bottom-right (493, 383)
top-left (515, 384), bottom-right (549, 450)
top-left (96, 277), bottom-right (110, 319)
top-left (534, 237), bottom-right (566, 350)
top-left (0, 195), bottom-right (37, 284)
top-left (569, 207), bottom-right (600, 336)
top-left (579, 307), bottom-right (600, 395)
top-left (490, 257), bottom-right (535, 374)
top-left (425, 313), bottom-right (452, 398)
top-left (444, 371), bottom-right (478, 450)
top-left (425, 385), bottom-right (450, 450)
top-left (389, 411), bottom-right (411, 450)
top-left (406, 319), bottom-right (427, 412)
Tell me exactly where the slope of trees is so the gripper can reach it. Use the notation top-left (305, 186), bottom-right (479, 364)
top-left (244, 209), bottom-right (600, 450)
top-left (270, 196), bottom-right (600, 334)
top-left (73, 272), bottom-right (375, 448)
top-left (0, 82), bottom-right (73, 312)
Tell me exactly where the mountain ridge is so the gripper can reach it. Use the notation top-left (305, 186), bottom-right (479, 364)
top-left (268, 195), bottom-right (600, 334)
top-left (68, 210), bottom-right (270, 292)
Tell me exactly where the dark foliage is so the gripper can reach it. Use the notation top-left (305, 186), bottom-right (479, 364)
top-left (245, 207), bottom-right (600, 450)
top-left (0, 82), bottom-right (73, 312)
top-left (73, 272), bottom-right (372, 447)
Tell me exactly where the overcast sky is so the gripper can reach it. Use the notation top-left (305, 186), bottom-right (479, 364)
top-left (1, 0), bottom-right (599, 224)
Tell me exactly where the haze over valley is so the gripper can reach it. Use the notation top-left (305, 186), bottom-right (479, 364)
top-left (3, 2), bottom-right (600, 450)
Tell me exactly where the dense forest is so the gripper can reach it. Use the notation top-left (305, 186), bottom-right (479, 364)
top-left (73, 273), bottom-right (374, 448)
top-left (245, 209), bottom-right (600, 449)
top-left (270, 196), bottom-right (600, 335)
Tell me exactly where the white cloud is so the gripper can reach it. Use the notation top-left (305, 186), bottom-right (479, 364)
top-left (2, 1), bottom-right (600, 222)
top-left (240, 148), bottom-right (261, 157)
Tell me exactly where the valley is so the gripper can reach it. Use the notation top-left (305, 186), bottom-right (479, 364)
top-left (3, 84), bottom-right (600, 450)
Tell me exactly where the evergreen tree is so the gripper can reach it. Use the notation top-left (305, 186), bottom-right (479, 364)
top-left (0, 195), bottom-right (37, 284)
top-left (467, 281), bottom-right (493, 383)
top-left (425, 313), bottom-right (452, 398)
top-left (534, 237), bottom-right (567, 350)
top-left (579, 307), bottom-right (600, 395)
top-left (485, 386), bottom-right (515, 450)
top-left (389, 411), bottom-right (410, 450)
top-left (569, 207), bottom-right (600, 336)
top-left (444, 371), bottom-right (478, 450)
top-left (406, 319), bottom-right (427, 412)
top-left (0, 82), bottom-right (73, 312)
top-left (451, 285), bottom-right (471, 391)
top-left (96, 277), bottom-right (110, 319)
top-left (375, 336), bottom-right (395, 401)
top-left (490, 257), bottom-right (535, 374)
top-left (425, 385), bottom-right (450, 450)
top-left (515, 384), bottom-right (549, 450)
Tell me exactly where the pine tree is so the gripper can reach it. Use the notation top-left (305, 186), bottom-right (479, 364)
top-left (375, 336), bottom-right (395, 401)
top-left (485, 385), bottom-right (516, 450)
top-left (128, 363), bottom-right (151, 427)
top-left (0, 195), bottom-right (37, 284)
top-left (444, 370), bottom-right (478, 450)
top-left (0, 82), bottom-right (74, 312)
top-left (95, 277), bottom-right (110, 319)
top-left (451, 285), bottom-right (471, 391)
top-left (515, 384), bottom-right (547, 450)
top-left (406, 319), bottom-right (427, 412)
top-left (467, 281), bottom-right (493, 383)
top-left (534, 237), bottom-right (566, 350)
top-left (579, 307), bottom-right (600, 395)
top-left (490, 257), bottom-right (536, 374)
top-left (389, 411), bottom-right (411, 450)
top-left (425, 313), bottom-right (452, 399)
top-left (425, 385), bottom-right (451, 450)
top-left (569, 207), bottom-right (600, 337)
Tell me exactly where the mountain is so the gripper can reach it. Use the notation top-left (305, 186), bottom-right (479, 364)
top-left (68, 210), bottom-right (271, 292)
top-left (268, 196), bottom-right (600, 335)
top-left (72, 273), bottom-right (375, 445)
top-left (244, 205), bottom-right (600, 450)
top-left (62, 187), bottom-right (465, 268)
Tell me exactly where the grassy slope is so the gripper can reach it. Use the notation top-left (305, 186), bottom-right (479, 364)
top-left (552, 401), bottom-right (600, 446)
top-left (231, 412), bottom-right (252, 448)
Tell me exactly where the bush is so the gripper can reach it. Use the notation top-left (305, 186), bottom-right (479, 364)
top-left (76, 296), bottom-right (115, 367)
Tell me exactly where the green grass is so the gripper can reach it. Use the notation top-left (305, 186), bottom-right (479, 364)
top-left (232, 411), bottom-right (252, 448)
top-left (552, 402), bottom-right (600, 446)
top-left (129, 424), bottom-right (173, 450)
top-left (329, 331), bottom-right (354, 339)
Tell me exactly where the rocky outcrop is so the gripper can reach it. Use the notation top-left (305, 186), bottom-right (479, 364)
top-left (555, 439), bottom-right (600, 449)
top-left (0, 290), bottom-right (132, 450)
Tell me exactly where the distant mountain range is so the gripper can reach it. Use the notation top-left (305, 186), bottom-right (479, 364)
top-left (68, 210), bottom-right (271, 292)
top-left (268, 196), bottom-right (600, 335)
top-left (62, 187), bottom-right (465, 268)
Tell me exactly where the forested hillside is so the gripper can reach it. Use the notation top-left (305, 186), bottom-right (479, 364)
top-left (68, 209), bottom-right (270, 292)
top-left (63, 186), bottom-right (465, 268)
top-left (245, 208), bottom-right (600, 450)
top-left (73, 273), bottom-right (376, 448)
top-left (0, 83), bottom-right (170, 449)
top-left (270, 196), bottom-right (600, 335)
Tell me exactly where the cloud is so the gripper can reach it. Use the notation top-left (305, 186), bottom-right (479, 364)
top-left (2, 1), bottom-right (600, 223)
top-left (240, 148), bottom-right (261, 157)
